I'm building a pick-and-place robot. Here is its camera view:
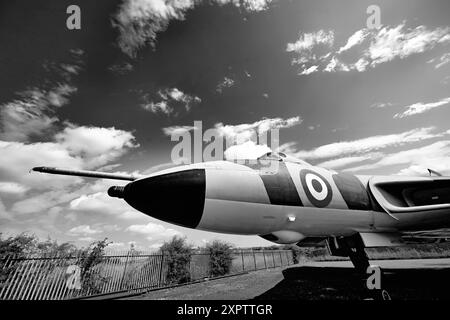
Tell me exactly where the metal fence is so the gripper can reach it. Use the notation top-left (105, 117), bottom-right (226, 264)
top-left (0, 249), bottom-right (294, 300)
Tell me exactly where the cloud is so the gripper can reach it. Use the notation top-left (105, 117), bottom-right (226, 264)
top-left (394, 97), bottom-right (450, 118)
top-left (291, 127), bottom-right (444, 160)
top-left (69, 191), bottom-right (146, 221)
top-left (214, 116), bottom-right (301, 142)
top-left (162, 125), bottom-right (197, 136)
top-left (78, 237), bottom-right (97, 242)
top-left (216, 77), bottom-right (235, 93)
top-left (126, 222), bottom-right (181, 241)
top-left (0, 85), bottom-right (77, 142)
top-left (108, 62), bottom-right (134, 75)
top-left (224, 140), bottom-right (272, 160)
top-left (300, 65), bottom-right (318, 75)
top-left (54, 125), bottom-right (139, 168)
top-left (69, 225), bottom-right (102, 236)
top-left (337, 29), bottom-right (370, 53)
top-left (70, 192), bottom-right (129, 215)
top-left (0, 125), bottom-right (138, 194)
top-left (317, 154), bottom-right (381, 170)
top-left (368, 24), bottom-right (449, 67)
top-left (286, 30), bottom-right (334, 74)
top-left (114, 0), bottom-right (274, 57)
top-left (345, 141), bottom-right (450, 176)
top-left (370, 102), bottom-right (395, 108)
top-left (0, 182), bottom-right (29, 195)
top-left (141, 88), bottom-right (201, 115)
top-left (286, 30), bottom-right (334, 53)
top-left (288, 23), bottom-right (450, 74)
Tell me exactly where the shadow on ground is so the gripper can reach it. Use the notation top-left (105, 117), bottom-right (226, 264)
top-left (252, 266), bottom-right (450, 300)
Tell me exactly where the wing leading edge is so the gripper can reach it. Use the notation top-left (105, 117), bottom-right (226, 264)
top-left (31, 166), bottom-right (141, 181)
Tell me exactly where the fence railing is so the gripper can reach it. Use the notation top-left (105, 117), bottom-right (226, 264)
top-left (0, 249), bottom-right (294, 300)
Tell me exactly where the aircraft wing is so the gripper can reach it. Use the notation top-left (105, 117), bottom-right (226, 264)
top-left (31, 166), bottom-right (142, 181)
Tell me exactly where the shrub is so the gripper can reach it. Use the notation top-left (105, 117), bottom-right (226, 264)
top-left (77, 238), bottom-right (110, 294)
top-left (160, 236), bottom-right (192, 284)
top-left (206, 240), bottom-right (234, 277)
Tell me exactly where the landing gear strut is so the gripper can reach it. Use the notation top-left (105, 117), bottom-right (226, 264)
top-left (326, 234), bottom-right (369, 273)
top-left (327, 234), bottom-right (391, 300)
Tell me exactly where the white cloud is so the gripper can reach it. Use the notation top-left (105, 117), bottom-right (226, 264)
top-left (293, 127), bottom-right (444, 160)
top-left (369, 24), bottom-right (450, 67)
top-left (126, 222), bottom-right (182, 241)
top-left (434, 53), bottom-right (450, 68)
top-left (54, 125), bottom-right (138, 168)
top-left (69, 225), bottom-right (102, 236)
top-left (337, 29), bottom-right (369, 53)
top-left (162, 125), bottom-right (197, 136)
top-left (300, 65), bottom-right (318, 75)
top-left (0, 125), bottom-right (138, 194)
top-left (0, 182), bottom-right (29, 195)
top-left (370, 102), bottom-right (395, 108)
top-left (345, 141), bottom-right (450, 176)
top-left (317, 155), bottom-right (381, 170)
top-left (114, 0), bottom-right (274, 57)
top-left (286, 30), bottom-right (334, 53)
top-left (214, 116), bottom-right (302, 142)
top-left (216, 77), bottom-right (235, 93)
top-left (0, 85), bottom-right (77, 142)
top-left (69, 191), bottom-right (145, 221)
top-left (288, 23), bottom-right (450, 74)
top-left (394, 97), bottom-right (450, 118)
top-left (224, 140), bottom-right (271, 160)
top-left (141, 88), bottom-right (201, 115)
top-left (78, 237), bottom-right (97, 242)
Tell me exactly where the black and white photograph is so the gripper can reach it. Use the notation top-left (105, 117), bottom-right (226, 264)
top-left (1, 0), bottom-right (450, 310)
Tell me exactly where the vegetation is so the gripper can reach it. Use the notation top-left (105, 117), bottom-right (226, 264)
top-left (0, 233), bottom-right (110, 294)
top-left (159, 236), bottom-right (192, 284)
top-left (206, 240), bottom-right (234, 277)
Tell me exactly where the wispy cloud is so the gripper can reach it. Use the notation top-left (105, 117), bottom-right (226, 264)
top-left (216, 77), bottom-right (235, 93)
top-left (126, 222), bottom-right (181, 242)
top-left (69, 225), bottom-right (102, 236)
top-left (141, 88), bottom-right (201, 115)
top-left (114, 0), bottom-right (274, 57)
top-left (287, 23), bottom-right (450, 74)
top-left (394, 97), bottom-right (450, 118)
top-left (287, 127), bottom-right (443, 160)
top-left (0, 85), bottom-right (77, 142)
top-left (344, 141), bottom-right (450, 176)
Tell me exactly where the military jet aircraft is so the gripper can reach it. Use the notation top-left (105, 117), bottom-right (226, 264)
top-left (32, 152), bottom-right (450, 272)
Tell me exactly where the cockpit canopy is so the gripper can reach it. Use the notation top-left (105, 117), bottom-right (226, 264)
top-left (257, 152), bottom-right (311, 166)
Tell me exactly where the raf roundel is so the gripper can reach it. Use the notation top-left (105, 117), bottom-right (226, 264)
top-left (300, 169), bottom-right (333, 207)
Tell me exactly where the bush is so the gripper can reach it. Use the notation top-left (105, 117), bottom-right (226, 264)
top-left (206, 240), bottom-right (234, 277)
top-left (160, 236), bottom-right (192, 284)
top-left (77, 238), bottom-right (110, 294)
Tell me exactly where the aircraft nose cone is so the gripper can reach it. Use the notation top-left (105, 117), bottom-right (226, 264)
top-left (123, 169), bottom-right (206, 228)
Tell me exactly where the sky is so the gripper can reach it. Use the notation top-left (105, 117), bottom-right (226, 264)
top-left (0, 0), bottom-right (449, 251)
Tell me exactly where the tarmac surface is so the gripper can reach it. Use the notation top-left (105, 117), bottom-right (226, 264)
top-left (122, 258), bottom-right (450, 300)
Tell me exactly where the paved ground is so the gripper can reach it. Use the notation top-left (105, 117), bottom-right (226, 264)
top-left (123, 258), bottom-right (450, 300)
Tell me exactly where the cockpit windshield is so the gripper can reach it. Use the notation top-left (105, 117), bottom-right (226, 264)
top-left (257, 152), bottom-right (311, 166)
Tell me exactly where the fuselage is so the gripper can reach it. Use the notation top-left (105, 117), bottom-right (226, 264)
top-left (109, 158), bottom-right (450, 244)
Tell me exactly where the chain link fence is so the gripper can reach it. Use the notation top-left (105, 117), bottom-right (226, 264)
top-left (0, 249), bottom-right (294, 300)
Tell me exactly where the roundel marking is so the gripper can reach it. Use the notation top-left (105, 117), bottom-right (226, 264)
top-left (300, 169), bottom-right (333, 207)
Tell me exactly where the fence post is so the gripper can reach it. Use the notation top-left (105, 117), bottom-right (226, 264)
top-left (241, 250), bottom-right (245, 272)
top-left (252, 249), bottom-right (257, 271)
top-left (272, 251), bottom-right (275, 268)
top-left (158, 253), bottom-right (165, 287)
top-left (279, 251), bottom-right (283, 266)
top-left (119, 251), bottom-right (130, 290)
top-left (263, 250), bottom-right (267, 269)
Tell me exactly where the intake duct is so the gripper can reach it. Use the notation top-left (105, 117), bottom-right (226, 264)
top-left (108, 186), bottom-right (126, 199)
